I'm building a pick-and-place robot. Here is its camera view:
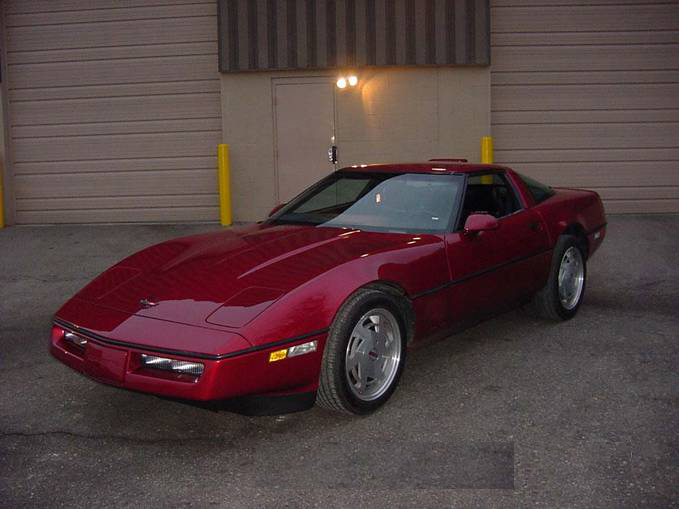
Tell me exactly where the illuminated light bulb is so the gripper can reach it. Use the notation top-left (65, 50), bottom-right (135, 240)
top-left (336, 77), bottom-right (347, 89)
top-left (348, 75), bottom-right (358, 86)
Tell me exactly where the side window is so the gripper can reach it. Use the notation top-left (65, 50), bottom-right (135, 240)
top-left (516, 172), bottom-right (555, 204)
top-left (460, 173), bottom-right (522, 225)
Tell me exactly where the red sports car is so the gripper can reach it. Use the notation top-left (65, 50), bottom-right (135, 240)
top-left (51, 162), bottom-right (606, 415)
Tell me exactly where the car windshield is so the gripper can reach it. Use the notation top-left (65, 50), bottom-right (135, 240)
top-left (268, 171), bottom-right (464, 233)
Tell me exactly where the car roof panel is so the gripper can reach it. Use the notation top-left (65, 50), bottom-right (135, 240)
top-left (338, 163), bottom-right (511, 175)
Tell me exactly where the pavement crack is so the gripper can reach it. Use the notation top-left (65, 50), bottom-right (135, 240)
top-left (0, 429), bottom-right (231, 445)
top-left (1, 275), bottom-right (85, 283)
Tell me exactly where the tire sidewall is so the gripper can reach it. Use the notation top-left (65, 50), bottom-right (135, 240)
top-left (326, 291), bottom-right (407, 415)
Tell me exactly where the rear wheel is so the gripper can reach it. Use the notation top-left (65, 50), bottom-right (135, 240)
top-left (317, 288), bottom-right (407, 415)
top-left (530, 235), bottom-right (586, 321)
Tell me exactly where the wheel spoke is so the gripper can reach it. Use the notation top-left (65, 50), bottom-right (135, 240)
top-left (355, 323), bottom-right (375, 348)
top-left (353, 325), bottom-right (368, 344)
top-left (372, 331), bottom-right (385, 356)
top-left (358, 354), bottom-right (376, 386)
top-left (346, 348), bottom-right (360, 375)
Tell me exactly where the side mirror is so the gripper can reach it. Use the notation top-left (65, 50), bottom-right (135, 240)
top-left (268, 203), bottom-right (286, 217)
top-left (463, 213), bottom-right (499, 235)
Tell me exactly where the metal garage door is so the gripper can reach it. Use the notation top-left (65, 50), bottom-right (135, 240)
top-left (490, 0), bottom-right (679, 213)
top-left (1, 0), bottom-right (221, 223)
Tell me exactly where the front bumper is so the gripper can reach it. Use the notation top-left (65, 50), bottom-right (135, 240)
top-left (50, 321), bottom-right (327, 404)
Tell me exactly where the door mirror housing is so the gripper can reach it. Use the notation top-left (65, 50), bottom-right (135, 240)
top-left (268, 203), bottom-right (286, 217)
top-left (463, 213), bottom-right (499, 234)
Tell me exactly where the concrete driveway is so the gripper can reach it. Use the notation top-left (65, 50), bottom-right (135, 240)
top-left (1, 215), bottom-right (677, 508)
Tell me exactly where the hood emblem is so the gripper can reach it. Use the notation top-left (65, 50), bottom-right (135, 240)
top-left (139, 298), bottom-right (158, 309)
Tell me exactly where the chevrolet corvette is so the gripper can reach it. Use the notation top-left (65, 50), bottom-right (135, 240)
top-left (50, 161), bottom-right (606, 415)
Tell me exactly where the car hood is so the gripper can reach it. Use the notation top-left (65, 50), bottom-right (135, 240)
top-left (73, 223), bottom-right (412, 329)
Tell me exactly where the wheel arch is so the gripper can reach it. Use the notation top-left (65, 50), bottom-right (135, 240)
top-left (353, 280), bottom-right (416, 346)
top-left (561, 223), bottom-right (589, 259)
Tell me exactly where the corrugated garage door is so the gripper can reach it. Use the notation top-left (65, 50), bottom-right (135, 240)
top-left (3, 0), bottom-right (221, 223)
top-left (490, 0), bottom-right (679, 214)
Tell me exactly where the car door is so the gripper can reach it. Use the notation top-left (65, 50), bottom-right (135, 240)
top-left (444, 171), bottom-right (551, 322)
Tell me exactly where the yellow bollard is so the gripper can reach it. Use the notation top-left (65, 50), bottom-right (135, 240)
top-left (480, 136), bottom-right (494, 184)
top-left (481, 136), bottom-right (494, 164)
top-left (217, 144), bottom-right (232, 226)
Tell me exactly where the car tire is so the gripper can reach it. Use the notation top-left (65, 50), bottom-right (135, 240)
top-left (317, 288), bottom-right (407, 415)
top-left (529, 234), bottom-right (587, 321)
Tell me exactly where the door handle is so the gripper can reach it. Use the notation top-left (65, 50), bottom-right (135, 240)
top-left (529, 222), bottom-right (542, 232)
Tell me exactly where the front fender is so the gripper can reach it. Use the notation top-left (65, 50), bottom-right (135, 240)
top-left (239, 239), bottom-right (448, 348)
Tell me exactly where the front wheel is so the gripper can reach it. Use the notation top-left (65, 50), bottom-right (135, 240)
top-left (317, 288), bottom-right (407, 415)
top-left (530, 235), bottom-right (587, 321)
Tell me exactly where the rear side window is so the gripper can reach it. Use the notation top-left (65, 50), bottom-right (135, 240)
top-left (517, 173), bottom-right (555, 204)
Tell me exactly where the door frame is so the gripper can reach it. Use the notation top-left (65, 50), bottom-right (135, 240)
top-left (271, 76), bottom-right (337, 203)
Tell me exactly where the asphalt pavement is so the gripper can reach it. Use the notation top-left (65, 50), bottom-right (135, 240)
top-left (1, 215), bottom-right (677, 508)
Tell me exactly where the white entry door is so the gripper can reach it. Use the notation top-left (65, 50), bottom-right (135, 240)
top-left (274, 79), bottom-right (336, 203)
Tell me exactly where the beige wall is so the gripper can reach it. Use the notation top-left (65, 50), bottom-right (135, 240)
top-left (490, 0), bottom-right (679, 214)
top-left (0, 87), bottom-right (5, 162)
top-left (221, 67), bottom-right (490, 222)
top-left (3, 0), bottom-right (221, 224)
top-left (0, 86), bottom-right (6, 220)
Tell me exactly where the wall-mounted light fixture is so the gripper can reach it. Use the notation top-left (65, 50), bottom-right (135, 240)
top-left (336, 75), bottom-right (358, 89)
